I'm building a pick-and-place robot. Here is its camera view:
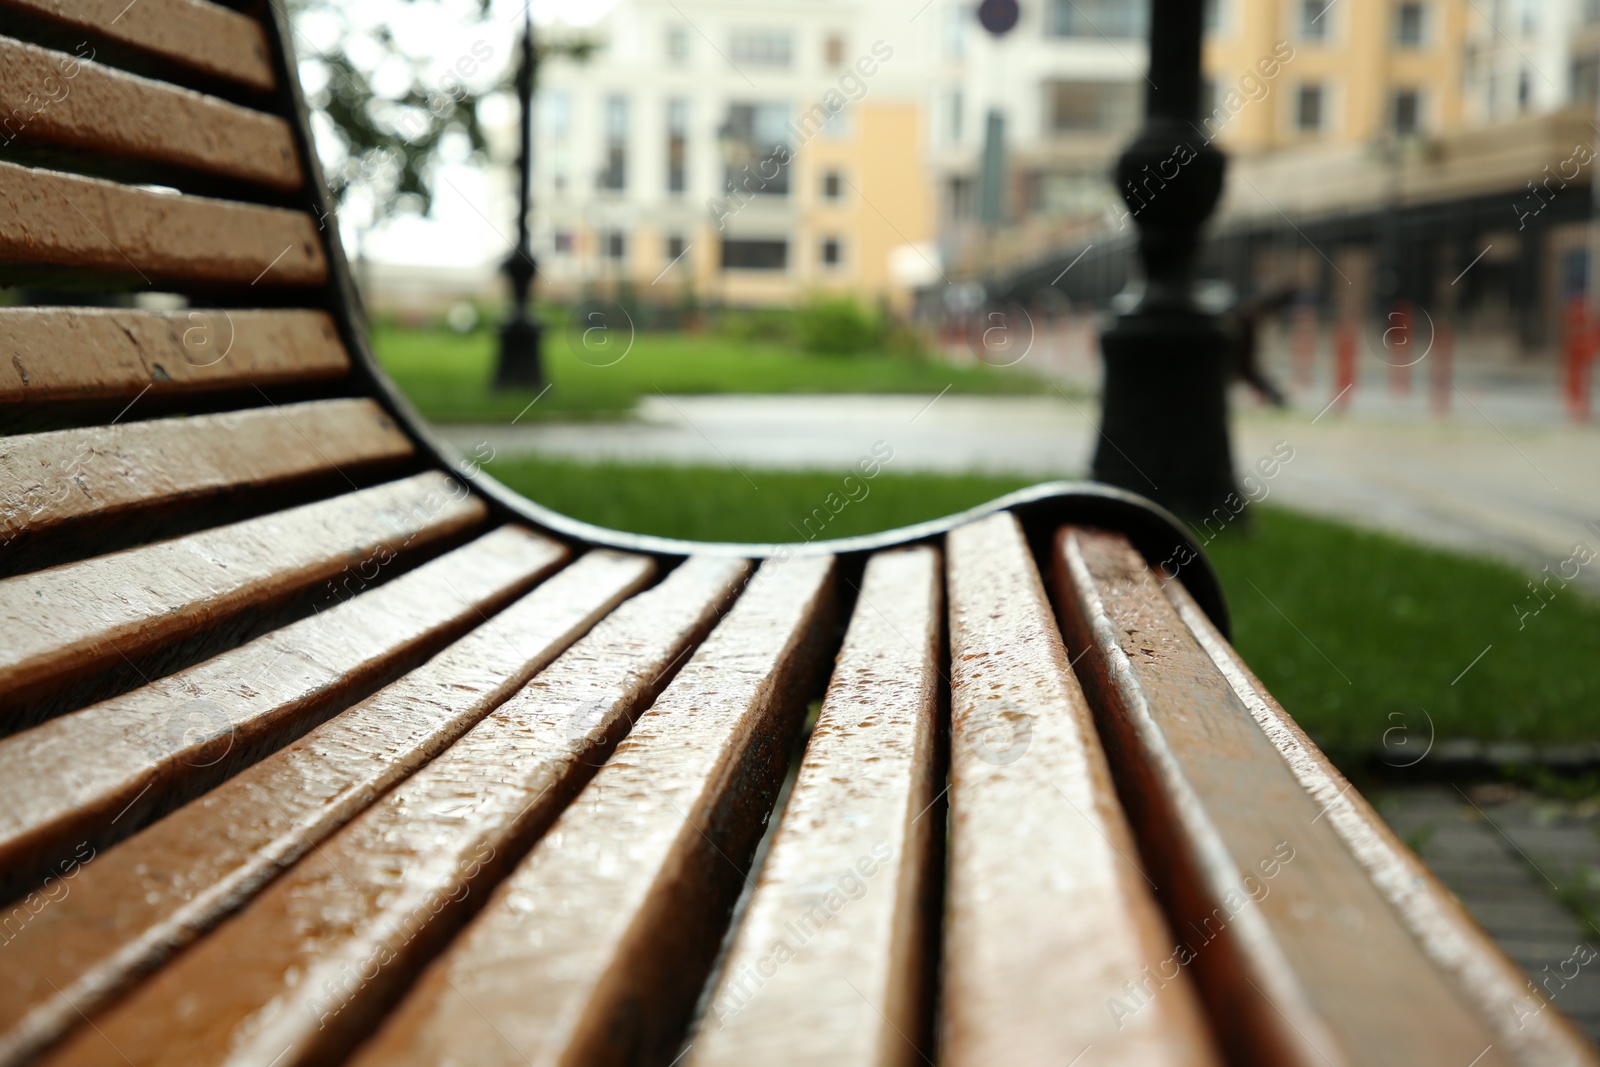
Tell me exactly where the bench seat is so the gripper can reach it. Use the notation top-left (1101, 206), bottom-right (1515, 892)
top-left (0, 2), bottom-right (1594, 1065)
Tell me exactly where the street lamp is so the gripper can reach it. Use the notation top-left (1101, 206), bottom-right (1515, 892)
top-left (494, 7), bottom-right (543, 390)
top-left (1093, 0), bottom-right (1239, 518)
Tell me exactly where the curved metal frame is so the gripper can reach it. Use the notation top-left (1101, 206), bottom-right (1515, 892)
top-left (262, 4), bottom-right (1232, 637)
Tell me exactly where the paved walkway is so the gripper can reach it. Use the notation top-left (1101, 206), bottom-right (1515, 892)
top-left (442, 392), bottom-right (1600, 587)
top-left (1377, 784), bottom-right (1600, 1042)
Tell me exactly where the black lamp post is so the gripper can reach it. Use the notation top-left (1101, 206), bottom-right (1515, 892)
top-left (494, 8), bottom-right (543, 390)
top-left (1093, 0), bottom-right (1238, 518)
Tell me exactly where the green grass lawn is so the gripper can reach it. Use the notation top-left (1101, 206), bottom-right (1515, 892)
top-left (488, 454), bottom-right (1600, 760)
top-left (370, 321), bottom-right (1048, 424)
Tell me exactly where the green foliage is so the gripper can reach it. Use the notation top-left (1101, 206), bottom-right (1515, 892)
top-left (716, 307), bottom-right (795, 345)
top-left (370, 323), bottom-right (1048, 423)
top-left (288, 1), bottom-right (593, 239)
top-left (1202, 507), bottom-right (1600, 759)
top-left (793, 296), bottom-right (884, 355)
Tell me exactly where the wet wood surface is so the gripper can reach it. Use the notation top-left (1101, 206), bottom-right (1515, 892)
top-left (0, 549), bottom-right (653, 1067)
top-left (0, 398), bottom-right (412, 545)
top-left (347, 556), bottom-right (836, 1067)
top-left (688, 547), bottom-right (942, 1067)
top-left (38, 557), bottom-right (753, 1067)
top-left (0, 525), bottom-right (563, 902)
top-left (1051, 526), bottom-right (1510, 1067)
top-left (0, 36), bottom-right (300, 189)
top-left (941, 513), bottom-right (1218, 1067)
top-left (0, 0), bottom-right (276, 92)
top-left (0, 471), bottom-right (484, 719)
top-left (0, 160), bottom-right (325, 286)
top-left (1160, 577), bottom-right (1600, 1067)
top-left (0, 308), bottom-right (348, 405)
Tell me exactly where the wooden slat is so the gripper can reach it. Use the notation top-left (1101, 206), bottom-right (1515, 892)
top-left (939, 514), bottom-right (1218, 1067)
top-left (688, 547), bottom-right (941, 1067)
top-left (1160, 576), bottom-right (1600, 1067)
top-left (0, 36), bottom-right (299, 190)
top-left (0, 524), bottom-right (566, 904)
top-left (0, 308), bottom-right (349, 405)
top-left (1050, 527), bottom-right (1511, 1067)
top-left (38, 556), bottom-right (755, 1067)
top-left (347, 556), bottom-right (835, 1067)
top-left (0, 160), bottom-right (325, 286)
top-left (0, 398), bottom-right (412, 545)
top-left (0, 471), bottom-right (484, 720)
top-left (0, 0), bottom-right (275, 92)
top-left (0, 548), bottom-right (655, 1067)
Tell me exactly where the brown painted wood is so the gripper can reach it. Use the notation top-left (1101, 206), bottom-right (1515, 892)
top-left (0, 308), bottom-right (348, 405)
top-left (0, 548), bottom-right (654, 1067)
top-left (940, 513), bottom-right (1218, 1067)
top-left (0, 36), bottom-right (299, 190)
top-left (688, 547), bottom-right (941, 1067)
top-left (0, 471), bottom-right (484, 719)
top-left (39, 556), bottom-right (756, 1067)
top-left (0, 398), bottom-right (412, 546)
top-left (1051, 527), bottom-right (1511, 1067)
top-left (0, 523), bottom-right (564, 902)
top-left (0, 160), bottom-right (325, 286)
top-left (0, 0), bottom-right (275, 92)
top-left (346, 556), bottom-right (836, 1067)
top-left (1159, 576), bottom-right (1600, 1067)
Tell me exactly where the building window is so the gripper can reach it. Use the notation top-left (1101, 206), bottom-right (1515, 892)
top-left (604, 231), bottom-right (626, 260)
top-left (665, 234), bottom-right (686, 262)
top-left (720, 102), bottom-right (792, 197)
top-left (1394, 2), bottom-right (1426, 47)
top-left (543, 90), bottom-right (572, 141)
top-left (553, 230), bottom-right (574, 254)
top-left (1295, 83), bottom-right (1326, 131)
top-left (1046, 80), bottom-right (1140, 134)
top-left (666, 98), bottom-right (689, 195)
top-left (947, 175), bottom-right (974, 219)
top-left (821, 170), bottom-right (843, 201)
top-left (825, 33), bottom-right (845, 68)
top-left (1518, 67), bottom-right (1532, 111)
top-left (1045, 0), bottom-right (1146, 38)
top-left (721, 239), bottom-right (788, 270)
top-left (1573, 55), bottom-right (1600, 104)
top-left (666, 26), bottom-right (689, 65)
top-left (599, 96), bottom-right (627, 191)
top-left (1392, 88), bottom-right (1422, 135)
top-left (1298, 0), bottom-right (1333, 42)
top-left (820, 237), bottom-right (842, 268)
top-left (730, 29), bottom-right (793, 68)
top-left (949, 88), bottom-right (964, 144)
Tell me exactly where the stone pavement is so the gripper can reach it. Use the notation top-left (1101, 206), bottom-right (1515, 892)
top-left (1376, 784), bottom-right (1600, 1042)
top-left (441, 391), bottom-right (1600, 588)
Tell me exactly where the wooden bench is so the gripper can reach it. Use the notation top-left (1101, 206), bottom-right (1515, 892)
top-left (0, 3), bottom-right (1593, 1065)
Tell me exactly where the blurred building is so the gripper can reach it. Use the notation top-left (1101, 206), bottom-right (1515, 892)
top-left (532, 0), bottom-right (936, 310)
top-left (981, 0), bottom-right (1600, 362)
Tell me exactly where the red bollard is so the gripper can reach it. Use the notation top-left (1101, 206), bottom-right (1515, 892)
top-left (1388, 300), bottom-right (1414, 397)
top-left (1564, 296), bottom-right (1591, 423)
top-left (1334, 316), bottom-right (1357, 410)
top-left (1431, 320), bottom-right (1452, 416)
top-left (1292, 304), bottom-right (1316, 389)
